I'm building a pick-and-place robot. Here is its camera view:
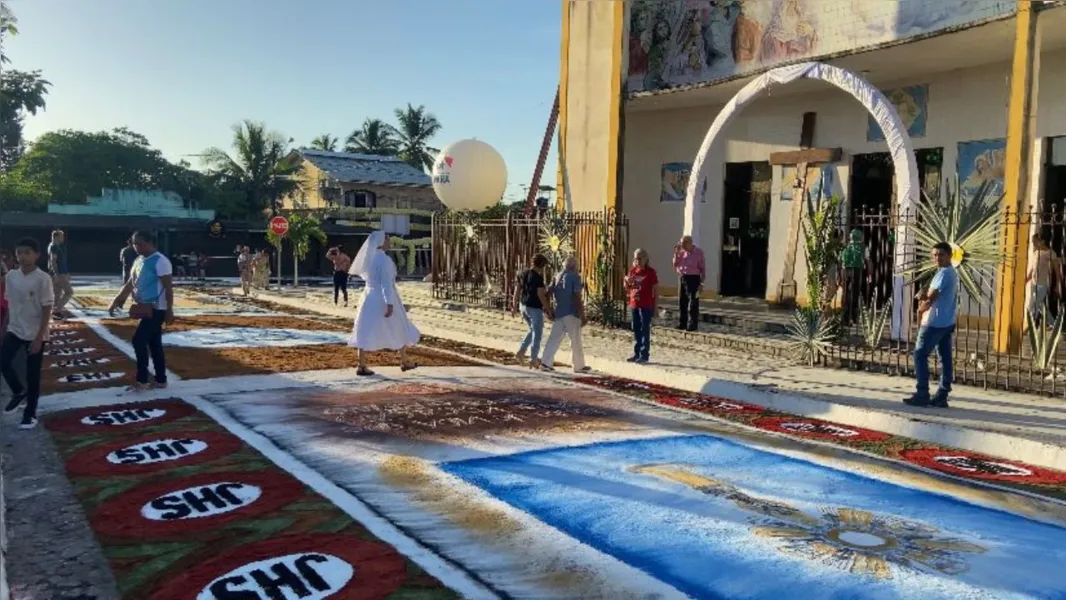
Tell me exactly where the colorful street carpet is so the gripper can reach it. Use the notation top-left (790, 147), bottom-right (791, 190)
top-left (43, 320), bottom-right (136, 394)
top-left (45, 398), bottom-right (458, 600)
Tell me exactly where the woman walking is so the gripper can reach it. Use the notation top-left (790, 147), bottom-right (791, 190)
top-left (348, 231), bottom-right (419, 376)
top-left (512, 254), bottom-right (550, 368)
top-left (251, 250), bottom-right (271, 294)
top-left (624, 248), bottom-right (658, 364)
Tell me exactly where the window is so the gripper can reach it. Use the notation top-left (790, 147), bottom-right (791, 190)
top-left (381, 214), bottom-right (410, 235)
top-left (343, 189), bottom-right (377, 208)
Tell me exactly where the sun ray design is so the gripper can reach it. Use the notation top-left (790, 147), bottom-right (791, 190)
top-left (633, 464), bottom-right (986, 580)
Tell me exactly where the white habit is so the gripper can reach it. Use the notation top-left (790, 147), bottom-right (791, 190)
top-left (348, 231), bottom-right (420, 351)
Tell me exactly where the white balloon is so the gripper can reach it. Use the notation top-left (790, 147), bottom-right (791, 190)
top-left (432, 139), bottom-right (508, 211)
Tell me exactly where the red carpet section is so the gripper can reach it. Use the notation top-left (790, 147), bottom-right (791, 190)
top-left (46, 399), bottom-right (458, 600)
top-left (575, 376), bottom-right (1066, 501)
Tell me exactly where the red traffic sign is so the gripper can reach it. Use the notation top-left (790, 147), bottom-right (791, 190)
top-left (269, 216), bottom-right (290, 236)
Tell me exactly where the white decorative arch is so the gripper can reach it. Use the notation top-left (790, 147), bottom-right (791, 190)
top-left (682, 62), bottom-right (919, 338)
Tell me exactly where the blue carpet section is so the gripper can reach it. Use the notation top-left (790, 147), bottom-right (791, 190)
top-left (443, 435), bottom-right (1066, 600)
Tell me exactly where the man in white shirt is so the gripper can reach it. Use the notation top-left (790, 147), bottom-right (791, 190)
top-left (108, 231), bottom-right (175, 391)
top-left (1, 238), bottom-right (54, 429)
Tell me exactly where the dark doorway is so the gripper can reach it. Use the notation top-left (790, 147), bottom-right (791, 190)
top-left (719, 161), bottom-right (772, 298)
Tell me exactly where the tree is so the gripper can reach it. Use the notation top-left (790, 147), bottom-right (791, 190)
top-left (393, 104), bottom-right (441, 171)
top-left (6, 128), bottom-right (186, 204)
top-left (201, 120), bottom-right (302, 217)
top-left (267, 213), bottom-right (325, 287)
top-left (344, 118), bottom-right (399, 156)
top-left (309, 134), bottom-right (338, 152)
top-left (0, 4), bottom-right (51, 170)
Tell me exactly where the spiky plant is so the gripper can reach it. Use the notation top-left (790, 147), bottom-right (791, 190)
top-left (787, 306), bottom-right (837, 366)
top-left (801, 195), bottom-right (844, 309)
top-left (586, 225), bottom-right (620, 327)
top-left (901, 177), bottom-right (1004, 302)
top-left (859, 298), bottom-right (892, 349)
top-left (1027, 305), bottom-right (1065, 371)
top-left (538, 211), bottom-right (574, 272)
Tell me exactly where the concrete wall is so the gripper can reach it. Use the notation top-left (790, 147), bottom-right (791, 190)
top-left (561, 0), bottom-right (623, 211)
top-left (622, 48), bottom-right (1066, 300)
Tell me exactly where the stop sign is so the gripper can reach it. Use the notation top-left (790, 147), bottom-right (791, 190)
top-left (269, 216), bottom-right (290, 236)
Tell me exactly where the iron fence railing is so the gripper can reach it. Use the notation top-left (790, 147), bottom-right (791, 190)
top-left (827, 206), bottom-right (1066, 397)
top-left (431, 210), bottom-right (630, 319)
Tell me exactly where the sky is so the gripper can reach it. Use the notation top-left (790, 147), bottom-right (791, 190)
top-left (7, 0), bottom-right (562, 202)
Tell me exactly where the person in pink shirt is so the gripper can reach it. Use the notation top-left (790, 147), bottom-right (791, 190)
top-left (672, 235), bottom-right (705, 331)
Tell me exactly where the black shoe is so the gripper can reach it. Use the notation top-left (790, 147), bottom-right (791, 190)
top-left (677, 325), bottom-right (687, 331)
top-left (686, 326), bottom-right (698, 332)
top-left (930, 391), bottom-right (950, 408)
top-left (4, 396), bottom-right (24, 414)
top-left (904, 394), bottom-right (932, 407)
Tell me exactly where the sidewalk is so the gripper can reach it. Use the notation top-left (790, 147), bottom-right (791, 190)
top-left (242, 283), bottom-right (1066, 471)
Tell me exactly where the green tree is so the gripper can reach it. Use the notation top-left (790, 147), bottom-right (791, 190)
top-left (393, 104), bottom-right (441, 171)
top-left (267, 213), bottom-right (326, 287)
top-left (0, 4), bottom-right (51, 170)
top-left (201, 120), bottom-right (302, 217)
top-left (309, 134), bottom-right (338, 152)
top-left (344, 118), bottom-right (399, 156)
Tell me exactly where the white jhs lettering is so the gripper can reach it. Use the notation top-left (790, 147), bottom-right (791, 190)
top-left (151, 483), bottom-right (248, 520)
top-left (113, 439), bottom-right (197, 464)
top-left (88, 409), bottom-right (159, 425)
top-left (209, 555), bottom-right (331, 600)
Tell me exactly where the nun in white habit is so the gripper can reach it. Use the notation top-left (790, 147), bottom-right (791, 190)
top-left (348, 231), bottom-right (420, 376)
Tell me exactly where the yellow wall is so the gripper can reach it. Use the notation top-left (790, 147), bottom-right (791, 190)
top-left (559, 0), bottom-right (625, 212)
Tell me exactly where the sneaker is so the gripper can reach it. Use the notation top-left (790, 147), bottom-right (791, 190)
top-left (626, 356), bottom-right (639, 363)
top-left (635, 358), bottom-right (649, 365)
top-left (930, 391), bottom-right (950, 409)
top-left (903, 394), bottom-right (932, 407)
top-left (4, 396), bottom-right (24, 414)
top-left (575, 366), bottom-right (591, 374)
top-left (540, 364), bottom-right (556, 372)
top-left (19, 416), bottom-right (37, 430)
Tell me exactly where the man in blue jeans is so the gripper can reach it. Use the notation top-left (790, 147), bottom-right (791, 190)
top-left (906, 241), bottom-right (958, 408)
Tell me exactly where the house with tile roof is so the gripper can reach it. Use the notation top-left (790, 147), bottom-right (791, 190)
top-left (283, 149), bottom-right (443, 214)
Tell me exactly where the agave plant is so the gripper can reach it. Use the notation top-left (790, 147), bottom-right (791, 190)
top-left (1026, 305), bottom-right (1065, 371)
top-left (586, 225), bottom-right (620, 327)
top-left (859, 299), bottom-right (892, 349)
top-left (787, 306), bottom-right (837, 366)
top-left (538, 211), bottom-right (574, 272)
top-left (901, 177), bottom-right (1004, 302)
top-left (801, 195), bottom-right (844, 309)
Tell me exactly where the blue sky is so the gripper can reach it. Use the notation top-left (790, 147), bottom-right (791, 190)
top-left (8, 0), bottom-right (561, 201)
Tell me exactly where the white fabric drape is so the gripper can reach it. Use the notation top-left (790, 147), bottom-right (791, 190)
top-left (349, 231), bottom-right (385, 278)
top-left (681, 61), bottom-right (919, 338)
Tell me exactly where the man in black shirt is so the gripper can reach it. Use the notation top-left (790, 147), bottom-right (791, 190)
top-left (120, 238), bottom-right (138, 283)
top-left (512, 254), bottom-right (551, 368)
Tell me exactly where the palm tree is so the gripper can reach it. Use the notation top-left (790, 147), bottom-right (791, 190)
top-left (267, 214), bottom-right (326, 286)
top-left (309, 134), bottom-right (338, 152)
top-left (344, 118), bottom-right (400, 156)
top-left (201, 120), bottom-right (302, 217)
top-left (393, 104), bottom-right (442, 171)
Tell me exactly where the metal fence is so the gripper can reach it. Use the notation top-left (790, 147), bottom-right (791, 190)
top-left (828, 205), bottom-right (1066, 397)
top-left (431, 210), bottom-right (630, 317)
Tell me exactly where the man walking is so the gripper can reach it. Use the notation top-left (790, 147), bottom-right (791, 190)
top-left (48, 230), bottom-right (74, 315)
top-left (1, 238), bottom-right (54, 429)
top-left (107, 231), bottom-right (175, 392)
top-left (120, 238), bottom-right (138, 283)
top-left (672, 235), bottom-right (705, 331)
top-left (906, 242), bottom-right (958, 408)
top-left (540, 256), bottom-right (589, 373)
top-left (326, 246), bottom-right (352, 306)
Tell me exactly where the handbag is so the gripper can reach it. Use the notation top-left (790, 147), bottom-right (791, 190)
top-left (129, 303), bottom-right (155, 319)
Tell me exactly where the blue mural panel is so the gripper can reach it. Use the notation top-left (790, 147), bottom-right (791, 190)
top-left (868, 85), bottom-right (929, 142)
top-left (444, 435), bottom-right (1066, 600)
top-left (957, 138), bottom-right (1006, 203)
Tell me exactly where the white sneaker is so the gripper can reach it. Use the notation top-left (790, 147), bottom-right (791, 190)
top-left (19, 417), bottom-right (37, 430)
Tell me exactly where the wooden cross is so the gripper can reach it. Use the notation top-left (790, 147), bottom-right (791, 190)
top-left (772, 112), bottom-right (843, 305)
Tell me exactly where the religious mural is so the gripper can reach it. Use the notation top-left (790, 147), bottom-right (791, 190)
top-left (660, 162), bottom-right (692, 202)
top-left (627, 0), bottom-right (1014, 93)
top-left (957, 138), bottom-right (1006, 203)
top-left (867, 84), bottom-right (929, 142)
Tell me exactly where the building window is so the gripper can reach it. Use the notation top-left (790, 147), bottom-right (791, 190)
top-left (381, 214), bottom-right (410, 235)
top-left (343, 190), bottom-right (377, 208)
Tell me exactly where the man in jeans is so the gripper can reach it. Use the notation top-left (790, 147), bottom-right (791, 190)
top-left (1, 238), bottom-right (54, 430)
top-left (108, 231), bottom-right (175, 391)
top-left (48, 230), bottom-right (74, 315)
top-left (672, 235), bottom-right (705, 331)
top-left (540, 256), bottom-right (589, 373)
top-left (906, 241), bottom-right (958, 408)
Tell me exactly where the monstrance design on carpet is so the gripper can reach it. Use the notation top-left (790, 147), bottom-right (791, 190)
top-left (631, 464), bottom-right (986, 579)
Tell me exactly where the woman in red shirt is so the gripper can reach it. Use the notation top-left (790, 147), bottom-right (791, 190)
top-left (624, 248), bottom-right (658, 364)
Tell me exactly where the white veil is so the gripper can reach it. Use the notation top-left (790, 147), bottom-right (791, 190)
top-left (349, 231), bottom-right (386, 278)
